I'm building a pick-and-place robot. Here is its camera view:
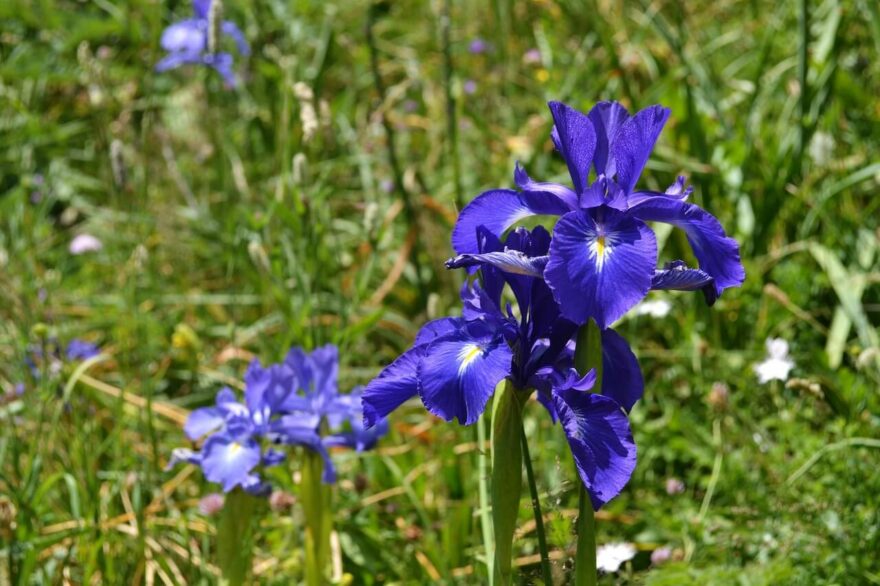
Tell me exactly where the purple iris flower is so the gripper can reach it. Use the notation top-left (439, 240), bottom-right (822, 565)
top-left (65, 339), bottom-right (101, 361)
top-left (22, 338), bottom-right (101, 382)
top-left (170, 345), bottom-right (387, 494)
top-left (363, 227), bottom-right (640, 509)
top-left (156, 0), bottom-right (249, 86)
top-left (451, 101), bottom-right (745, 328)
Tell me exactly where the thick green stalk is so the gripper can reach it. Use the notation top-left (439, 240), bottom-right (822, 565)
top-left (520, 425), bottom-right (553, 586)
top-left (573, 320), bottom-right (603, 586)
top-left (301, 450), bottom-right (332, 586)
top-left (217, 489), bottom-right (260, 586)
top-left (491, 379), bottom-right (524, 586)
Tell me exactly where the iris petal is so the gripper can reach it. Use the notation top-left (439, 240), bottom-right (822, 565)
top-left (650, 260), bottom-right (717, 305)
top-left (418, 324), bottom-right (512, 425)
top-left (610, 105), bottom-right (671, 195)
top-left (513, 162), bottom-right (579, 210)
top-left (545, 209), bottom-right (657, 328)
top-left (452, 189), bottom-right (570, 254)
top-left (553, 391), bottom-right (637, 510)
top-left (629, 197), bottom-right (745, 295)
top-left (201, 435), bottom-right (262, 492)
top-left (160, 20), bottom-right (205, 54)
top-left (446, 250), bottom-right (549, 278)
top-left (221, 21), bottom-right (250, 55)
top-left (193, 0), bottom-right (211, 19)
top-left (361, 346), bottom-right (422, 428)
top-left (600, 328), bottom-right (644, 412)
top-left (184, 407), bottom-right (224, 440)
top-left (548, 101), bottom-right (597, 194)
top-left (414, 317), bottom-right (462, 346)
top-left (587, 101), bottom-right (631, 177)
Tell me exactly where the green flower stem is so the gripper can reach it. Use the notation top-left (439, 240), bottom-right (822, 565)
top-left (491, 379), bottom-right (524, 586)
top-left (520, 424), bottom-right (553, 586)
top-left (217, 489), bottom-right (260, 586)
top-left (573, 319), bottom-right (603, 586)
top-left (477, 415), bottom-right (495, 582)
top-left (301, 450), bottom-right (332, 586)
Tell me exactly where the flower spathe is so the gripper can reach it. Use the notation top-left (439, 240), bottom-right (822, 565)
top-left (170, 345), bottom-right (387, 494)
top-left (452, 100), bottom-right (745, 327)
top-left (363, 226), bottom-right (641, 509)
top-left (156, 0), bottom-right (249, 86)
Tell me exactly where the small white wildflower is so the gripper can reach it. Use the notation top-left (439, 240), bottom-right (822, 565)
top-left (754, 337), bottom-right (795, 383)
top-left (808, 131), bottom-right (834, 167)
top-left (69, 234), bottom-right (103, 255)
top-left (293, 82), bottom-right (319, 141)
top-left (633, 299), bottom-right (672, 318)
top-left (596, 542), bottom-right (637, 573)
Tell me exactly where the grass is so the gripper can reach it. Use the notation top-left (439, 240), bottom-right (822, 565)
top-left (1, 0), bottom-right (880, 583)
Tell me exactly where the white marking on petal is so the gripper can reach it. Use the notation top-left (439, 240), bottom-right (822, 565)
top-left (226, 442), bottom-right (243, 461)
top-left (457, 344), bottom-right (483, 375)
top-left (585, 224), bottom-right (619, 272)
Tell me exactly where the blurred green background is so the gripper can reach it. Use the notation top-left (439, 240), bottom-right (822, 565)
top-left (1, 0), bottom-right (879, 583)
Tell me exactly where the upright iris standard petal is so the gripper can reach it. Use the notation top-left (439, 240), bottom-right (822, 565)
top-left (185, 407), bottom-right (224, 440)
top-left (609, 105), bottom-right (671, 195)
top-left (545, 208), bottom-right (657, 328)
top-left (629, 197), bottom-right (745, 295)
top-left (600, 328), bottom-right (644, 412)
top-left (200, 434), bottom-right (263, 492)
top-left (553, 390), bottom-right (637, 510)
top-left (548, 101), bottom-right (597, 194)
top-left (418, 323), bottom-right (513, 425)
top-left (193, 0), bottom-right (211, 18)
top-left (514, 162), bottom-right (579, 210)
top-left (451, 189), bottom-right (570, 254)
top-left (361, 347), bottom-right (422, 428)
top-left (587, 101), bottom-right (631, 177)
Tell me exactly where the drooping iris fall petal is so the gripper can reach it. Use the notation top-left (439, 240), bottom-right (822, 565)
top-left (553, 390), bottom-right (637, 510)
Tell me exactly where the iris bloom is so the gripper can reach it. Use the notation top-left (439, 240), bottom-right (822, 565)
top-left (451, 100), bottom-right (744, 328)
top-left (363, 227), bottom-right (641, 509)
top-left (170, 345), bottom-right (387, 494)
top-left (156, 0), bottom-right (249, 86)
top-left (23, 338), bottom-right (101, 381)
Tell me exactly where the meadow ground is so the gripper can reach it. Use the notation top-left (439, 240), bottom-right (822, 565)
top-left (1, 0), bottom-right (879, 584)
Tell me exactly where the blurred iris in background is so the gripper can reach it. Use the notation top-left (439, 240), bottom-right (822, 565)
top-left (170, 345), bottom-right (387, 494)
top-left (156, 0), bottom-right (249, 86)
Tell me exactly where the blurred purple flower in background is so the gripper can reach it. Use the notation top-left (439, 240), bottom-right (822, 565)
top-left (69, 234), bottom-right (102, 255)
top-left (665, 477), bottom-right (685, 495)
top-left (463, 80), bottom-right (477, 95)
top-left (156, 0), bottom-right (249, 86)
top-left (651, 546), bottom-right (673, 565)
top-left (468, 38), bottom-right (489, 54)
top-left (198, 493), bottom-right (225, 515)
top-left (66, 339), bottom-right (101, 361)
top-left (523, 48), bottom-right (542, 64)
